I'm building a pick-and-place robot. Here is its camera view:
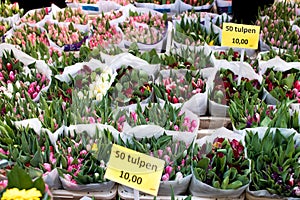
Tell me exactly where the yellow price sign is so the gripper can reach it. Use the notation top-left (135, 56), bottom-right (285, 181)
top-left (104, 144), bottom-right (165, 196)
top-left (221, 23), bottom-right (260, 49)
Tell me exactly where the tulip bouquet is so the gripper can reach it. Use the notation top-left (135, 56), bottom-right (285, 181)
top-left (72, 65), bottom-right (114, 102)
top-left (245, 129), bottom-right (300, 197)
top-left (174, 16), bottom-right (220, 46)
top-left (0, 20), bottom-right (11, 37)
top-left (0, 0), bottom-right (23, 18)
top-left (53, 7), bottom-right (88, 25)
top-left (229, 92), bottom-right (276, 130)
top-left (0, 50), bottom-right (50, 101)
top-left (259, 48), bottom-right (300, 62)
top-left (5, 25), bottom-right (50, 54)
top-left (173, 11), bottom-right (202, 21)
top-left (57, 128), bottom-right (113, 186)
top-left (88, 13), bottom-right (123, 49)
top-left (210, 69), bottom-right (262, 106)
top-left (114, 102), bottom-right (198, 133)
top-left (259, 1), bottom-right (296, 22)
top-left (154, 70), bottom-right (206, 104)
top-left (0, 121), bottom-right (59, 180)
top-left (191, 137), bottom-right (250, 192)
top-left (264, 68), bottom-right (300, 103)
top-left (117, 133), bottom-right (193, 195)
top-left (49, 45), bottom-right (91, 75)
top-left (118, 10), bottom-right (168, 45)
top-left (44, 21), bottom-right (88, 48)
top-left (258, 18), bottom-right (300, 50)
top-left (161, 46), bottom-right (213, 70)
top-left (109, 66), bottom-right (152, 106)
top-left (18, 7), bottom-right (50, 25)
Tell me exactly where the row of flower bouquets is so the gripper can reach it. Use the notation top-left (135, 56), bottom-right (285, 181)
top-left (0, 120), bottom-right (299, 199)
top-left (1, 0), bottom-right (300, 55)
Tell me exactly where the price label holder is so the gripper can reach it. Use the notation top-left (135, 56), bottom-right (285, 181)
top-left (221, 22), bottom-right (260, 84)
top-left (104, 144), bottom-right (165, 198)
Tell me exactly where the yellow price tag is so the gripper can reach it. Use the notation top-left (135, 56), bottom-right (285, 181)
top-left (104, 144), bottom-right (165, 196)
top-left (221, 23), bottom-right (260, 49)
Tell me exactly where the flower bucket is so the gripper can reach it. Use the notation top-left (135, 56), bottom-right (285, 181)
top-left (134, 0), bottom-right (181, 14)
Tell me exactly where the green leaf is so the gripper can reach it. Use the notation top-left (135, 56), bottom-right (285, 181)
top-left (221, 175), bottom-right (229, 189)
top-left (7, 165), bottom-right (33, 190)
top-left (197, 157), bottom-right (210, 169)
top-left (227, 180), bottom-right (243, 189)
top-left (33, 177), bottom-right (45, 194)
top-left (30, 149), bottom-right (43, 168)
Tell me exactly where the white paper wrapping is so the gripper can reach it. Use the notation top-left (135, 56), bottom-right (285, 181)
top-left (55, 58), bottom-right (115, 83)
top-left (134, 0), bottom-right (180, 14)
top-left (60, 177), bottom-right (115, 192)
top-left (189, 127), bottom-right (249, 198)
top-left (179, 0), bottom-right (215, 12)
top-left (99, 52), bottom-right (160, 80)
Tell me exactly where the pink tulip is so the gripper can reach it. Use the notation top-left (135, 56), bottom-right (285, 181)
top-left (43, 163), bottom-right (52, 172)
top-left (175, 172), bottom-right (183, 181)
top-left (165, 166), bottom-right (172, 174)
top-left (162, 173), bottom-right (169, 181)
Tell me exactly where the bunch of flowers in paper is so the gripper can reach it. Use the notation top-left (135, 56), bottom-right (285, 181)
top-left (264, 68), bottom-right (300, 103)
top-left (0, 51), bottom-right (50, 100)
top-left (89, 12), bottom-right (123, 49)
top-left (109, 66), bottom-right (152, 106)
top-left (154, 70), bottom-right (206, 104)
top-left (192, 137), bottom-right (250, 189)
top-left (19, 7), bottom-right (50, 25)
top-left (44, 21), bottom-right (88, 47)
top-left (115, 102), bottom-right (198, 132)
top-left (5, 25), bottom-right (50, 54)
top-left (174, 16), bottom-right (220, 46)
top-left (0, 20), bottom-right (11, 37)
top-left (0, 0), bottom-right (23, 18)
top-left (53, 7), bottom-right (88, 25)
top-left (118, 10), bottom-right (167, 44)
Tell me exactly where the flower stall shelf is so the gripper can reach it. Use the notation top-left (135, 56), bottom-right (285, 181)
top-left (239, 127), bottom-right (300, 199)
top-left (189, 127), bottom-right (249, 199)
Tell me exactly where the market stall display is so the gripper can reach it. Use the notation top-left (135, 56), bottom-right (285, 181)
top-left (0, 0), bottom-right (299, 199)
